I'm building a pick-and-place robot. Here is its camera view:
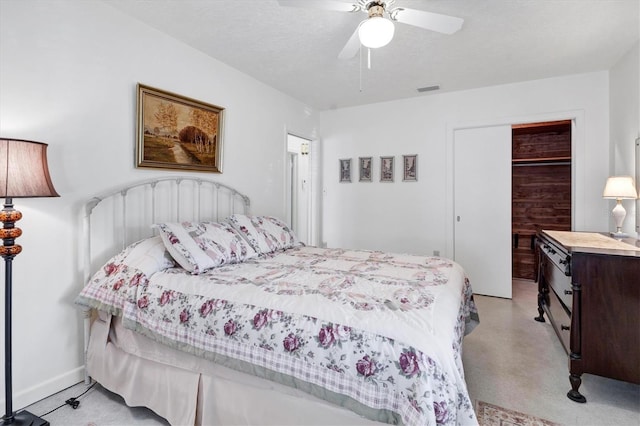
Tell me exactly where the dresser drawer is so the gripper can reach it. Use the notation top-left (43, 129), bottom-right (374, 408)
top-left (540, 244), bottom-right (573, 313)
top-left (539, 239), bottom-right (570, 271)
top-left (547, 286), bottom-right (571, 354)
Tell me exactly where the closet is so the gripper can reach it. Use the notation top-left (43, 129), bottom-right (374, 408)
top-left (512, 120), bottom-right (572, 280)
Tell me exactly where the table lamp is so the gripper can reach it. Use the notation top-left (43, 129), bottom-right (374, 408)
top-left (602, 175), bottom-right (638, 238)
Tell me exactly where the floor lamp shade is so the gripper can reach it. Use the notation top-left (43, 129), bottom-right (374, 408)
top-left (1, 138), bottom-right (58, 426)
top-left (0, 139), bottom-right (59, 198)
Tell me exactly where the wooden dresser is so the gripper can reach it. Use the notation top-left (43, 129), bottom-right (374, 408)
top-left (535, 230), bottom-right (640, 402)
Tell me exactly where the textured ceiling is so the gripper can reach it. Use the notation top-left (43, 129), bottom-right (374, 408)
top-left (104, 0), bottom-right (639, 111)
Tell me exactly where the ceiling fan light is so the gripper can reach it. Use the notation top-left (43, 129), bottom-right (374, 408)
top-left (358, 16), bottom-right (395, 48)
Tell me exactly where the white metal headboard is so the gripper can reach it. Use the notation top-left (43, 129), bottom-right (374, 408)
top-left (81, 176), bottom-right (250, 383)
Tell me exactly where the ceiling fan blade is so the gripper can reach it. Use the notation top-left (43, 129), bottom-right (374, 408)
top-left (338, 26), bottom-right (361, 59)
top-left (277, 1), bottom-right (359, 13)
top-left (391, 8), bottom-right (463, 34)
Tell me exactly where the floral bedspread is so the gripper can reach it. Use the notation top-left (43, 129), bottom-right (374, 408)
top-left (77, 242), bottom-right (479, 425)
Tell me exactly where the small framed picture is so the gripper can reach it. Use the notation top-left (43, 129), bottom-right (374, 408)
top-left (403, 154), bottom-right (418, 182)
top-left (380, 156), bottom-right (394, 182)
top-left (359, 157), bottom-right (372, 182)
top-left (339, 158), bottom-right (352, 182)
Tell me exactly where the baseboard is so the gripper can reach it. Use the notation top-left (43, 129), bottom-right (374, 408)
top-left (12, 366), bottom-right (85, 410)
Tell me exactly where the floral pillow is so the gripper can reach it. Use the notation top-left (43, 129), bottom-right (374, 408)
top-left (74, 236), bottom-right (175, 315)
top-left (154, 221), bottom-right (258, 274)
top-left (226, 214), bottom-right (301, 255)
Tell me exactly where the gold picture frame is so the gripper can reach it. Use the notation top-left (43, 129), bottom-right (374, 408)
top-left (136, 84), bottom-right (224, 172)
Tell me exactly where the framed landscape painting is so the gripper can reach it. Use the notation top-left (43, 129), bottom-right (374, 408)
top-left (136, 84), bottom-right (224, 172)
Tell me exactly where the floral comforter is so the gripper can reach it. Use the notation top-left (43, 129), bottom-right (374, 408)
top-left (76, 239), bottom-right (479, 425)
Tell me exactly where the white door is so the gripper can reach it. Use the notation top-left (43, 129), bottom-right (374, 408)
top-left (454, 125), bottom-right (512, 298)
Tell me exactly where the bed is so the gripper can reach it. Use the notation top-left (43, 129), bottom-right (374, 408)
top-left (75, 176), bottom-right (479, 426)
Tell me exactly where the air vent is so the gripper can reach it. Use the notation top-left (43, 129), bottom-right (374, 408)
top-left (417, 85), bottom-right (440, 93)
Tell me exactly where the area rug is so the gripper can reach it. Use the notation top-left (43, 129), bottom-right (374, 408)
top-left (475, 400), bottom-right (560, 426)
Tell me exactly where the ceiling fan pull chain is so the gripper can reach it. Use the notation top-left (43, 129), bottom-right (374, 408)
top-left (367, 47), bottom-right (371, 70)
top-left (359, 44), bottom-right (363, 92)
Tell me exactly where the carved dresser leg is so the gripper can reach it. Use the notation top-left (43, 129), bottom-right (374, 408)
top-left (567, 373), bottom-right (587, 403)
top-left (534, 292), bottom-right (546, 322)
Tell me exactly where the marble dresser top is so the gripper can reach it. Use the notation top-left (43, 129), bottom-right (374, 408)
top-left (543, 230), bottom-right (640, 252)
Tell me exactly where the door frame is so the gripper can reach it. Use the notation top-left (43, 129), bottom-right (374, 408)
top-left (284, 130), bottom-right (319, 246)
top-left (636, 137), bottom-right (639, 235)
top-left (445, 110), bottom-right (584, 259)
top-left (286, 151), bottom-right (299, 235)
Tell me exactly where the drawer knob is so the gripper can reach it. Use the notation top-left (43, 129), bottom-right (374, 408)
top-left (564, 290), bottom-right (573, 295)
top-left (561, 325), bottom-right (570, 331)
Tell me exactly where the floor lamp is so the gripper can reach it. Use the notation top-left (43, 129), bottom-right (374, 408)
top-left (1, 139), bottom-right (59, 426)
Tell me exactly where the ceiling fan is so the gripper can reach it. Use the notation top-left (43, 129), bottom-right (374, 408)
top-left (278, 0), bottom-right (464, 59)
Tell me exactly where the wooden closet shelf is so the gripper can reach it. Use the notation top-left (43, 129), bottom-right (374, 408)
top-left (512, 156), bottom-right (572, 165)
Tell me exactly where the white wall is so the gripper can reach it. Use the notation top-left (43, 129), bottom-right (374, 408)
top-left (0, 0), bottom-right (317, 409)
top-left (319, 72), bottom-right (611, 256)
top-left (609, 42), bottom-right (639, 238)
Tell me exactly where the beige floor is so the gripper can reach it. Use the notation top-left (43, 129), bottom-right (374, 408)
top-left (463, 279), bottom-right (640, 426)
top-left (26, 279), bottom-right (640, 425)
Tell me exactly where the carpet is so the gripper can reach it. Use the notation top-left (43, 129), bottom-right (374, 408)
top-left (475, 400), bottom-right (560, 426)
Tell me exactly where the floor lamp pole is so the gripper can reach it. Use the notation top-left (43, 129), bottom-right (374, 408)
top-left (1, 198), bottom-right (49, 426)
top-left (4, 252), bottom-right (13, 422)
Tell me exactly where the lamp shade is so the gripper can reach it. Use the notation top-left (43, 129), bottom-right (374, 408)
top-left (0, 138), bottom-right (59, 198)
top-left (602, 176), bottom-right (638, 199)
top-left (358, 16), bottom-right (395, 48)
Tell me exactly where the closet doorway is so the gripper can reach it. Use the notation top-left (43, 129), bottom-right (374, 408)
top-left (512, 120), bottom-right (572, 280)
top-left (286, 134), bottom-right (311, 244)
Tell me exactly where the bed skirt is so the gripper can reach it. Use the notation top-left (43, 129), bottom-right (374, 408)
top-left (87, 314), bottom-right (381, 425)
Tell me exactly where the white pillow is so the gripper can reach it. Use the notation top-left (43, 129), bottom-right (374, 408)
top-left (227, 214), bottom-right (301, 254)
top-left (154, 221), bottom-right (257, 274)
top-left (74, 236), bottom-right (175, 315)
